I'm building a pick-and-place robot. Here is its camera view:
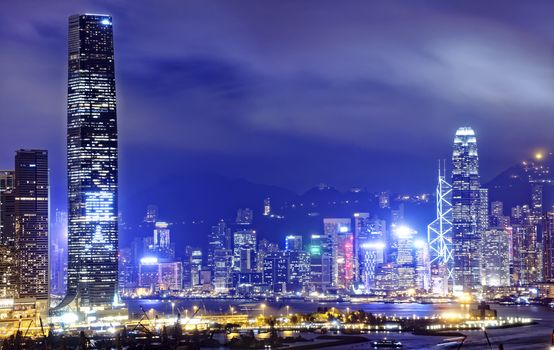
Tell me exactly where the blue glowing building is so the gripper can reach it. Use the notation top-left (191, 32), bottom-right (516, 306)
top-left (65, 14), bottom-right (118, 308)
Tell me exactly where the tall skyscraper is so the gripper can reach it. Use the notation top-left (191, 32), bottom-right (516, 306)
top-left (427, 161), bottom-right (453, 295)
top-left (14, 150), bottom-right (49, 301)
top-left (480, 229), bottom-right (510, 287)
top-left (0, 170), bottom-right (15, 246)
top-left (66, 14), bottom-right (119, 308)
top-left (323, 218), bottom-right (352, 288)
top-left (543, 212), bottom-right (554, 282)
top-left (0, 170), bottom-right (16, 298)
top-left (451, 127), bottom-right (481, 293)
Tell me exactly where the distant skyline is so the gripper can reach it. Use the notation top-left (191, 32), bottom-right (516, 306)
top-left (1, 1), bottom-right (553, 215)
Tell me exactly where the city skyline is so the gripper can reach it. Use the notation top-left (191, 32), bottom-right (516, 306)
top-left (1, 1), bottom-right (553, 218)
top-left (0, 4), bottom-right (553, 348)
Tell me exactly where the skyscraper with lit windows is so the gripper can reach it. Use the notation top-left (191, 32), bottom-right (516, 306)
top-left (15, 150), bottom-right (49, 302)
top-left (451, 127), bottom-right (481, 292)
top-left (65, 14), bottom-right (118, 308)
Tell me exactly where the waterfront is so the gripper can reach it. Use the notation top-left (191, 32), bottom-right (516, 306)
top-left (126, 299), bottom-right (554, 349)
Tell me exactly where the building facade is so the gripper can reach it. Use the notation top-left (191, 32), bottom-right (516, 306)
top-left (451, 127), bottom-right (482, 293)
top-left (66, 14), bottom-right (119, 307)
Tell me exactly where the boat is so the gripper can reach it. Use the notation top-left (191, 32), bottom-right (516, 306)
top-left (371, 338), bottom-right (403, 348)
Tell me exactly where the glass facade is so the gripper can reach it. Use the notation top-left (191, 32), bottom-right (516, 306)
top-left (66, 14), bottom-right (118, 307)
top-left (451, 127), bottom-right (481, 292)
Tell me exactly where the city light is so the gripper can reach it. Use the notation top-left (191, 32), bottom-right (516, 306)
top-left (140, 256), bottom-right (158, 264)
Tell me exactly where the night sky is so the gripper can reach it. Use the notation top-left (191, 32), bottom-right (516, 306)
top-left (1, 1), bottom-right (553, 217)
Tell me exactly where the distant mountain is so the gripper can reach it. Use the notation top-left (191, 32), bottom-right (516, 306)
top-left (485, 153), bottom-right (553, 212)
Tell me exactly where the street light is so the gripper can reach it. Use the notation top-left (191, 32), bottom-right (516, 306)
top-left (230, 306), bottom-right (235, 315)
top-left (171, 302), bottom-right (175, 317)
top-left (261, 303), bottom-right (266, 317)
top-left (286, 305), bottom-right (290, 317)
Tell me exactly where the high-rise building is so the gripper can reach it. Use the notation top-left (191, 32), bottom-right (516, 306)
top-left (355, 214), bottom-right (386, 292)
top-left (208, 220), bottom-right (230, 272)
top-left (0, 171), bottom-right (15, 247)
top-left (213, 248), bottom-right (233, 293)
top-left (336, 232), bottom-right (354, 289)
top-left (236, 208), bottom-right (254, 225)
top-left (481, 229), bottom-right (510, 287)
top-left (0, 170), bottom-right (16, 298)
top-left (66, 14), bottom-right (119, 308)
top-left (190, 249), bottom-right (202, 286)
top-left (263, 251), bottom-right (288, 292)
top-left (233, 229), bottom-right (257, 272)
top-left (256, 239), bottom-right (278, 272)
top-left (451, 127), bottom-right (481, 293)
top-left (323, 218), bottom-right (351, 288)
top-left (14, 150), bottom-right (49, 301)
top-left (286, 250), bottom-right (310, 292)
top-left (153, 222), bottom-right (170, 249)
top-left (285, 235), bottom-right (303, 251)
top-left (309, 234), bottom-right (332, 291)
top-left (543, 212), bottom-right (554, 282)
top-left (427, 161), bottom-right (453, 295)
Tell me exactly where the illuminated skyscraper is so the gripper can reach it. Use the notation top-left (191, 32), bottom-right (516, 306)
top-left (0, 170), bottom-right (16, 298)
top-left (66, 14), bottom-right (118, 307)
top-left (451, 127), bottom-right (481, 292)
top-left (543, 212), bottom-right (554, 282)
top-left (323, 218), bottom-right (351, 287)
top-left (427, 161), bottom-right (453, 295)
top-left (14, 150), bottom-right (49, 302)
top-left (285, 235), bottom-right (303, 251)
top-left (481, 229), bottom-right (510, 287)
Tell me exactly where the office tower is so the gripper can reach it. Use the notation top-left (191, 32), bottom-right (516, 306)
top-left (256, 239), bottom-right (278, 272)
top-left (394, 226), bottom-right (416, 289)
top-left (490, 201), bottom-right (510, 229)
top-left (427, 161), bottom-right (453, 295)
top-left (285, 235), bottom-right (303, 251)
top-left (286, 250), bottom-right (310, 292)
top-left (153, 222), bottom-right (170, 249)
top-left (0, 170), bottom-right (16, 298)
top-left (353, 213), bottom-right (370, 284)
top-left (190, 249), bottom-right (202, 286)
top-left (336, 232), bottom-right (354, 289)
top-left (66, 14), bottom-right (119, 307)
top-left (355, 214), bottom-right (386, 291)
top-left (14, 150), bottom-right (49, 301)
top-left (263, 197), bottom-right (271, 216)
top-left (213, 248), bottom-right (233, 293)
top-left (414, 240), bottom-right (431, 291)
top-left (263, 251), bottom-right (289, 293)
top-left (208, 220), bottom-right (231, 272)
top-left (0, 171), bottom-right (15, 245)
top-left (543, 212), bottom-right (554, 282)
top-left (451, 127), bottom-right (481, 293)
top-left (478, 188), bottom-right (489, 233)
top-left (309, 234), bottom-right (332, 291)
top-left (323, 218), bottom-right (351, 287)
top-left (480, 229), bottom-right (510, 287)
top-left (144, 205), bottom-right (158, 224)
top-left (233, 229), bottom-right (257, 272)
top-left (236, 208), bottom-right (254, 225)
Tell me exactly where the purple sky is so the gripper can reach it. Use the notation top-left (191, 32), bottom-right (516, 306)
top-left (1, 1), bottom-right (553, 211)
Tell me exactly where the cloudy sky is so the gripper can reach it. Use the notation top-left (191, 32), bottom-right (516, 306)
top-left (1, 1), bottom-right (553, 212)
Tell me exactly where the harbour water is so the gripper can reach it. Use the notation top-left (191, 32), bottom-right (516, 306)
top-left (126, 299), bottom-right (554, 349)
